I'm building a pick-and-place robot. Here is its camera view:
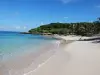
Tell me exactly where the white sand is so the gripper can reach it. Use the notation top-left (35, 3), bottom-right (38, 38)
top-left (1, 36), bottom-right (100, 75)
top-left (26, 39), bottom-right (100, 75)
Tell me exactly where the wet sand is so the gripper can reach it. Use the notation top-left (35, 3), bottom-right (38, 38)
top-left (0, 41), bottom-right (60, 75)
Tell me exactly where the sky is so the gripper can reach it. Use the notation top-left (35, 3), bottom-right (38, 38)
top-left (0, 0), bottom-right (100, 31)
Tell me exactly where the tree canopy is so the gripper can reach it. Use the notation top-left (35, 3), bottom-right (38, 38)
top-left (29, 18), bottom-right (100, 36)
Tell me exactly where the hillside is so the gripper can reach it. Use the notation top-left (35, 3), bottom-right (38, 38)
top-left (29, 19), bottom-right (100, 36)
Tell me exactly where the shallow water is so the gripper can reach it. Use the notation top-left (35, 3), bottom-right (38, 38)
top-left (0, 31), bottom-right (56, 61)
top-left (0, 31), bottom-right (59, 75)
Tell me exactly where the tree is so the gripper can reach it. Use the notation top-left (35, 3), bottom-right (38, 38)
top-left (28, 18), bottom-right (100, 36)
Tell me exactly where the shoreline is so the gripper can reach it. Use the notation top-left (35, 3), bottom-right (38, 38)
top-left (0, 35), bottom-right (74, 75)
top-left (0, 39), bottom-right (63, 75)
top-left (23, 36), bottom-right (75, 75)
top-left (1, 35), bottom-right (100, 75)
top-left (26, 36), bottom-right (100, 75)
top-left (23, 39), bottom-right (74, 75)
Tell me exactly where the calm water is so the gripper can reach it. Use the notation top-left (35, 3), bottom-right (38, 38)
top-left (0, 31), bottom-right (55, 61)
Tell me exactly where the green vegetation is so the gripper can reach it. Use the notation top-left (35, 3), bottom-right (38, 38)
top-left (29, 18), bottom-right (100, 36)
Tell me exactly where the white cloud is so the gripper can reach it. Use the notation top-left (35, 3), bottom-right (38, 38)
top-left (15, 26), bottom-right (21, 29)
top-left (15, 26), bottom-right (28, 30)
top-left (64, 17), bottom-right (69, 19)
top-left (40, 22), bottom-right (44, 25)
top-left (96, 5), bottom-right (100, 8)
top-left (61, 0), bottom-right (73, 3)
top-left (89, 20), bottom-right (93, 23)
top-left (60, 0), bottom-right (79, 4)
top-left (23, 26), bottom-right (27, 29)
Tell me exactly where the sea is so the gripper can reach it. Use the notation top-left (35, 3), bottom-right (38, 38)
top-left (0, 31), bottom-right (60, 75)
top-left (0, 31), bottom-right (57, 62)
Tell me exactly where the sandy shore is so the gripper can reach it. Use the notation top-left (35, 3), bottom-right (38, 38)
top-left (25, 36), bottom-right (100, 75)
top-left (0, 36), bottom-right (100, 75)
top-left (0, 41), bottom-right (60, 75)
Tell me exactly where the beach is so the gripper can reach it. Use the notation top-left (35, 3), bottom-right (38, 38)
top-left (0, 35), bottom-right (100, 75)
top-left (24, 36), bottom-right (100, 75)
top-left (0, 0), bottom-right (100, 74)
top-left (0, 40), bottom-right (60, 75)
top-left (0, 31), bottom-right (60, 75)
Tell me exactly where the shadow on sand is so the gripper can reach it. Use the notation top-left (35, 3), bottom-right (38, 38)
top-left (92, 40), bottom-right (100, 43)
top-left (78, 37), bottom-right (100, 44)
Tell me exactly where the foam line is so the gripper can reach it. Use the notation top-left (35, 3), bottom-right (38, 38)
top-left (23, 41), bottom-right (61, 75)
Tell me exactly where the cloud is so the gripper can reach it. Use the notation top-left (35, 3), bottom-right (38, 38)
top-left (15, 26), bottom-right (21, 29)
top-left (60, 0), bottom-right (73, 3)
top-left (23, 26), bottom-right (27, 29)
top-left (40, 22), bottom-right (44, 25)
top-left (60, 0), bottom-right (79, 4)
top-left (96, 5), bottom-right (100, 8)
top-left (15, 26), bottom-right (27, 30)
top-left (64, 17), bottom-right (69, 19)
top-left (60, 0), bottom-right (81, 4)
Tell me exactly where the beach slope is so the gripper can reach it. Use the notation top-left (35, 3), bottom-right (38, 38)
top-left (27, 41), bottom-right (100, 75)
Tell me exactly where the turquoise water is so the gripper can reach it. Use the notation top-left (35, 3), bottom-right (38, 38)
top-left (0, 31), bottom-right (55, 61)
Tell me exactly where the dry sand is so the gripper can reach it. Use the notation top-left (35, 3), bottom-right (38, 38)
top-left (26, 39), bottom-right (100, 75)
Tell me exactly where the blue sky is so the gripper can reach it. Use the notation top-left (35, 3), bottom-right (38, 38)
top-left (0, 0), bottom-right (100, 31)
